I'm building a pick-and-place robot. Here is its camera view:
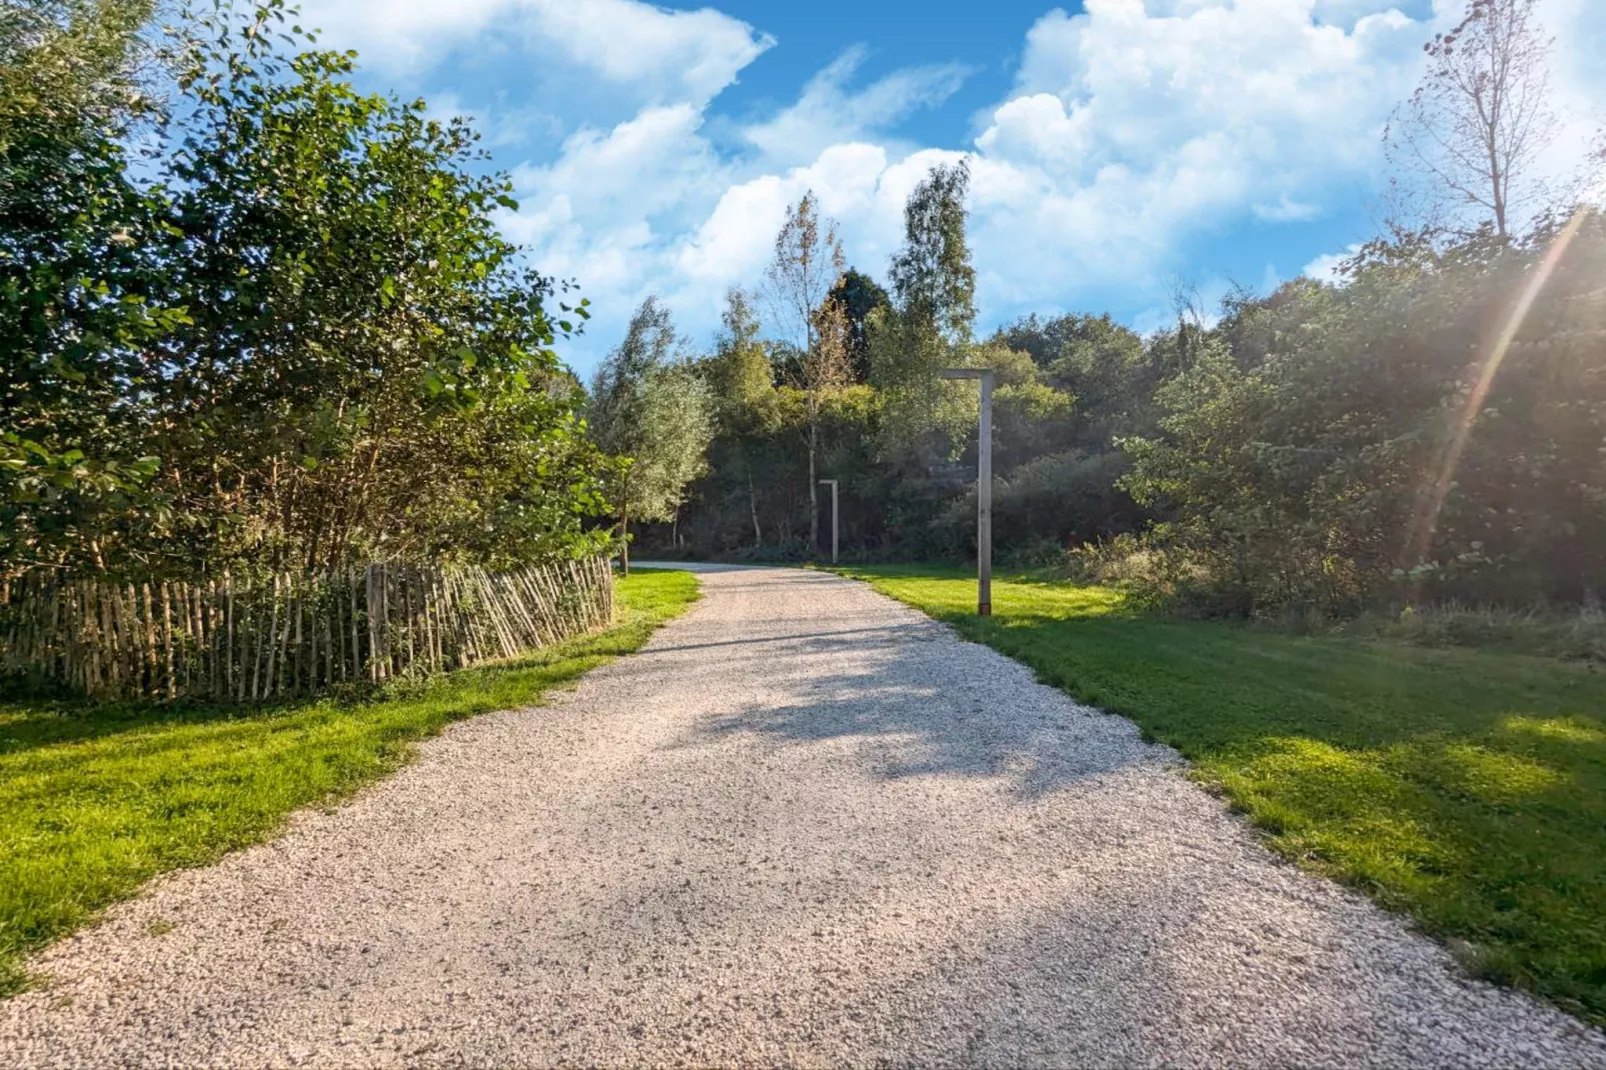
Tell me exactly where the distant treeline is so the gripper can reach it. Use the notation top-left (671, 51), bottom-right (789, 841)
top-left (608, 0), bottom-right (1605, 615)
top-left (628, 210), bottom-right (1605, 616)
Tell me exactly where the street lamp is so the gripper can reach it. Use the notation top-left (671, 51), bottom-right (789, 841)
top-left (940, 368), bottom-right (994, 616)
top-left (818, 479), bottom-right (839, 564)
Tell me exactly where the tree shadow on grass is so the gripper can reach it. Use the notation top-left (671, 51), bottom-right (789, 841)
top-left (0, 696), bottom-right (299, 755)
top-left (0, 638), bottom-right (633, 758)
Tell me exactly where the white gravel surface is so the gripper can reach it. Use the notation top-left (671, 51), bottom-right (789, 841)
top-left (3, 564), bottom-right (1603, 1068)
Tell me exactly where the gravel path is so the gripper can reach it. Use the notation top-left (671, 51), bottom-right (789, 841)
top-left (3, 565), bottom-right (1603, 1068)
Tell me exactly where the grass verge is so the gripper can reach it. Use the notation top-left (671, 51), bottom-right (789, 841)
top-left (834, 563), bottom-right (1606, 1026)
top-left (0, 568), bottom-right (699, 996)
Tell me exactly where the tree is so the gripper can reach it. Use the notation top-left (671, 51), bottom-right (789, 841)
top-left (1385, 0), bottom-right (1558, 240)
top-left (3, 0), bottom-right (610, 579)
top-left (871, 159), bottom-right (978, 458)
top-left (638, 363), bottom-right (716, 552)
top-left (0, 0), bottom-right (186, 577)
top-left (156, 3), bottom-right (603, 573)
top-left (707, 288), bottom-right (772, 414)
top-left (589, 297), bottom-right (714, 573)
top-left (0, 0), bottom-right (160, 134)
top-left (887, 159), bottom-right (975, 343)
top-left (705, 287), bottom-right (775, 547)
top-left (827, 268), bottom-right (889, 383)
top-left (763, 192), bottom-right (846, 553)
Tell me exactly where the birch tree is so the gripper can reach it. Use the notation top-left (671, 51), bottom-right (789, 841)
top-left (762, 192), bottom-right (846, 553)
top-left (589, 297), bottom-right (715, 573)
top-left (1384, 0), bottom-right (1558, 240)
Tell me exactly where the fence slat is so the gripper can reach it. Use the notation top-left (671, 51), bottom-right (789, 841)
top-left (2, 557), bottom-right (613, 703)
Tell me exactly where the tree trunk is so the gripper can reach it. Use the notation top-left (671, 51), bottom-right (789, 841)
top-left (807, 413), bottom-right (819, 554)
top-left (748, 472), bottom-right (762, 547)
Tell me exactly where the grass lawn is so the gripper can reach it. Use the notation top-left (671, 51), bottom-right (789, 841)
top-left (0, 568), bottom-right (699, 996)
top-left (835, 563), bottom-right (1606, 1026)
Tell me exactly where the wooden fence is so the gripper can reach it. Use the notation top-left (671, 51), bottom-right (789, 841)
top-left (0, 557), bottom-right (615, 702)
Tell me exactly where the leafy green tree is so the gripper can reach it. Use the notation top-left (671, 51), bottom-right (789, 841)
top-left (639, 363), bottom-right (716, 553)
top-left (992, 313), bottom-right (1151, 446)
top-left (590, 297), bottom-right (714, 573)
top-left (871, 160), bottom-right (978, 461)
top-left (148, 2), bottom-right (605, 572)
top-left (887, 159), bottom-right (975, 344)
top-left (827, 267), bottom-right (888, 383)
top-left (1123, 214), bottom-right (1606, 614)
top-left (3, 0), bottom-right (609, 579)
top-left (704, 287), bottom-right (776, 547)
top-left (0, 0), bottom-right (187, 576)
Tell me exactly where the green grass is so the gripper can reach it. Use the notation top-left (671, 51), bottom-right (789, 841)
top-left (833, 563), bottom-right (1606, 1026)
top-left (0, 568), bottom-right (700, 996)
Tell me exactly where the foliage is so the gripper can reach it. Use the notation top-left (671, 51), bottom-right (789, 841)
top-left (589, 297), bottom-right (715, 568)
top-left (869, 160), bottom-right (981, 463)
top-left (762, 190), bottom-right (843, 356)
top-left (0, 0), bottom-right (183, 573)
top-left (653, 187), bottom-right (1604, 623)
top-left (841, 564), bottom-right (1606, 1026)
top-left (2, 0), bottom-right (609, 581)
top-left (0, 0), bottom-right (160, 132)
top-left (886, 159), bottom-right (975, 344)
top-left (0, 568), bottom-right (700, 995)
top-left (827, 267), bottom-right (887, 383)
top-left (1122, 214), bottom-right (1606, 615)
top-left (761, 192), bottom-right (850, 552)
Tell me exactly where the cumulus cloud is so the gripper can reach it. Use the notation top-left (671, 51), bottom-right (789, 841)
top-left (1303, 243), bottom-right (1366, 283)
top-left (552, 0), bottom-right (1437, 354)
top-left (299, 0), bottom-right (772, 107)
top-left (959, 0), bottom-right (1425, 310)
top-left (500, 104), bottom-right (733, 299)
top-left (305, 0), bottom-right (1606, 367)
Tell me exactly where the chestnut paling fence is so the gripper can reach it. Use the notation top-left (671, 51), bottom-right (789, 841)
top-left (0, 557), bottom-right (615, 702)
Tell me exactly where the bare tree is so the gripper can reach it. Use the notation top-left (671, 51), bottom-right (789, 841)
top-left (1583, 127), bottom-right (1606, 204)
top-left (763, 192), bottom-right (846, 553)
top-left (1384, 0), bottom-right (1558, 241)
top-left (763, 192), bottom-right (843, 355)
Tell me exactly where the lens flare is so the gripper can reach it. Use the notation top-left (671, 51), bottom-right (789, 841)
top-left (1403, 207), bottom-right (1591, 571)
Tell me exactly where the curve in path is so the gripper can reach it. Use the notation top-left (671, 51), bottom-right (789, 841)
top-left (3, 566), bottom-right (1603, 1067)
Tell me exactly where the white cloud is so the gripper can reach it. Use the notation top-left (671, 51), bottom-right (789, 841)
top-left (300, 0), bottom-right (772, 107)
top-left (501, 104), bottom-right (733, 303)
top-left (519, 0), bottom-right (1437, 359)
top-left (676, 143), bottom-right (896, 292)
top-left (1312, 0), bottom-right (1417, 26)
top-left (743, 47), bottom-right (970, 168)
top-left (1254, 194), bottom-right (1323, 223)
top-left (959, 0), bottom-right (1425, 311)
top-left (424, 93), bottom-right (562, 149)
top-left (1303, 243), bottom-right (1365, 283)
top-left (343, 0), bottom-right (1605, 368)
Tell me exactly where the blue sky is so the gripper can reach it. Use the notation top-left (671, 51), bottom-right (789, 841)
top-left (299, 0), bottom-right (1604, 372)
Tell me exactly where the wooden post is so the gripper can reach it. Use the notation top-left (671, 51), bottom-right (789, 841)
top-left (161, 582), bottom-right (176, 699)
